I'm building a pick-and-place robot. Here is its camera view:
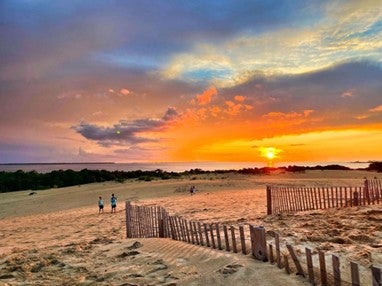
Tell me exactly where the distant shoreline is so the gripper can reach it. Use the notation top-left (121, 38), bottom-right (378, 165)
top-left (0, 162), bottom-right (115, 166)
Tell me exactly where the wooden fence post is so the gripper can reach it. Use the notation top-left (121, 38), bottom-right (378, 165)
top-left (125, 201), bottom-right (132, 238)
top-left (267, 185), bottom-right (273, 215)
top-left (249, 225), bottom-right (267, 261)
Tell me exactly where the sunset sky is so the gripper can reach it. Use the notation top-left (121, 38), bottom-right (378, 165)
top-left (1, 0), bottom-right (381, 165)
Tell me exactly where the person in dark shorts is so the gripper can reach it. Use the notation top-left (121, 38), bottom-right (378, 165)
top-left (110, 193), bottom-right (117, 213)
top-left (98, 196), bottom-right (104, 213)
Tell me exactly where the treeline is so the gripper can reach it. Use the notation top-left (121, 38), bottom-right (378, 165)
top-left (366, 161), bottom-right (382, 172)
top-left (0, 169), bottom-right (181, 193)
top-left (237, 164), bottom-right (351, 174)
top-left (0, 162), bottom-right (381, 193)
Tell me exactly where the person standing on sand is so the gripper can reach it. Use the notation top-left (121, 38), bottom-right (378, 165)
top-left (111, 193), bottom-right (117, 213)
top-left (98, 196), bottom-right (104, 213)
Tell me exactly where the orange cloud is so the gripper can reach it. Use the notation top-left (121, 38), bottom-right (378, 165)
top-left (264, 110), bottom-right (314, 119)
top-left (225, 100), bottom-right (241, 115)
top-left (369, 105), bottom-right (382, 112)
top-left (209, 106), bottom-right (221, 117)
top-left (224, 96), bottom-right (253, 116)
top-left (234, 95), bottom-right (245, 102)
top-left (120, 88), bottom-right (130, 95)
top-left (196, 86), bottom-right (217, 105)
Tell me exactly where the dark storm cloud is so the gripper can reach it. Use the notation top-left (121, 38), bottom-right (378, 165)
top-left (72, 107), bottom-right (179, 147)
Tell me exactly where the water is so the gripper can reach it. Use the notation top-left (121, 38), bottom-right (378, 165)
top-left (0, 161), bottom-right (371, 173)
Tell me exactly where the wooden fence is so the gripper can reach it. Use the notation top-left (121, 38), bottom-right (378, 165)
top-left (125, 202), bottom-right (170, 238)
top-left (125, 201), bottom-right (382, 286)
top-left (266, 179), bottom-right (382, 215)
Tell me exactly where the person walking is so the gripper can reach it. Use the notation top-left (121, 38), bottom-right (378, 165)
top-left (110, 193), bottom-right (117, 213)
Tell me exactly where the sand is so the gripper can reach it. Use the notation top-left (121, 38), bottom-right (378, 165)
top-left (0, 170), bottom-right (381, 285)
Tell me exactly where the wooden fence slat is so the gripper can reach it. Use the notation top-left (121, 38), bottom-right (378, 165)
top-left (198, 222), bottom-right (204, 246)
top-left (224, 225), bottom-right (230, 251)
top-left (239, 225), bottom-right (246, 254)
top-left (284, 254), bottom-right (291, 274)
top-left (175, 216), bottom-right (181, 240)
top-left (204, 223), bottom-right (210, 247)
top-left (210, 223), bottom-right (216, 249)
top-left (286, 187), bottom-right (293, 212)
top-left (216, 223), bottom-right (222, 250)
top-left (305, 248), bottom-right (315, 285)
top-left (269, 244), bottom-right (274, 264)
top-left (275, 233), bottom-right (282, 268)
top-left (332, 254), bottom-right (341, 286)
top-left (319, 251), bottom-right (328, 286)
top-left (326, 187), bottom-right (331, 209)
top-left (372, 266), bottom-right (382, 286)
top-left (286, 244), bottom-right (305, 277)
top-left (184, 219), bottom-right (191, 243)
top-left (188, 221), bottom-right (194, 244)
top-left (309, 187), bottom-right (314, 210)
top-left (169, 216), bottom-right (175, 240)
top-left (181, 218), bottom-right (187, 241)
top-left (193, 221), bottom-right (200, 245)
top-left (230, 226), bottom-right (237, 253)
top-left (350, 261), bottom-right (360, 286)
top-left (313, 187), bottom-right (318, 210)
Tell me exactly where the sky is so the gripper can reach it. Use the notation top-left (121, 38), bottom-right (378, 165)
top-left (1, 0), bottom-right (382, 165)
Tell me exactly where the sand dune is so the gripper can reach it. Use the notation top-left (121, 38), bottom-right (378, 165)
top-left (0, 170), bottom-right (380, 285)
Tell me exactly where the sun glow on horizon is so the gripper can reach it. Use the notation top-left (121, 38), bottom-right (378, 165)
top-left (258, 147), bottom-right (282, 167)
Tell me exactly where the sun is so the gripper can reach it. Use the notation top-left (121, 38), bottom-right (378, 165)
top-left (259, 147), bottom-right (282, 166)
top-left (265, 148), bottom-right (276, 160)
